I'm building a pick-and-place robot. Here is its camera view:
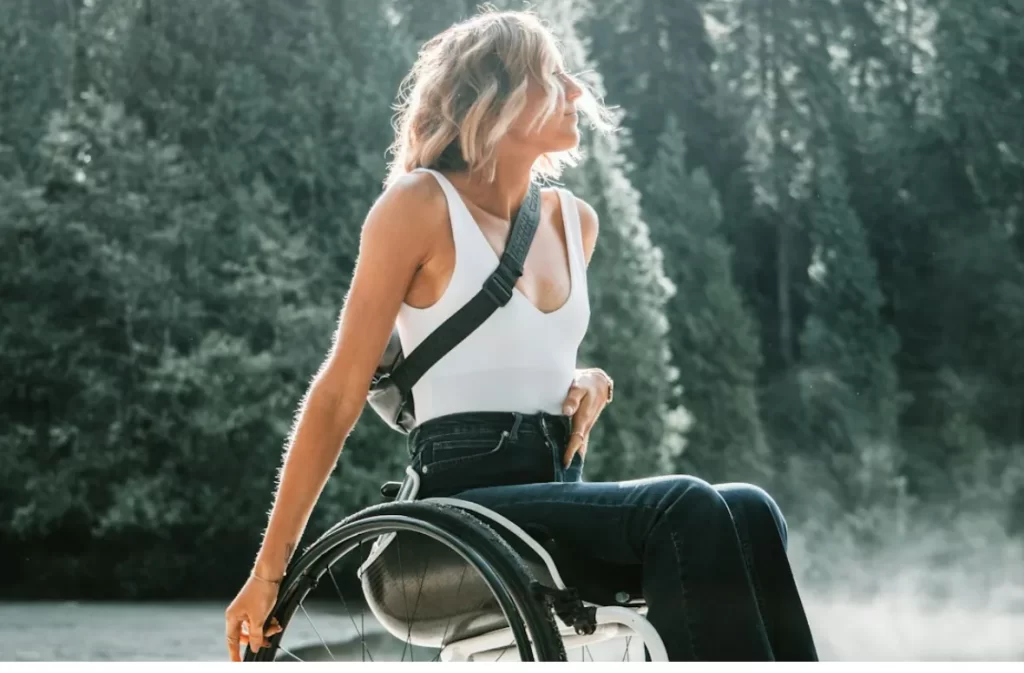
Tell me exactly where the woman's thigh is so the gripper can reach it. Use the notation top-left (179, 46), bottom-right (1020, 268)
top-left (449, 474), bottom-right (731, 567)
top-left (448, 474), bottom-right (784, 661)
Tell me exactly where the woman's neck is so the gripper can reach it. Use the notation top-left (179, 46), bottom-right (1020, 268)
top-left (447, 152), bottom-right (538, 221)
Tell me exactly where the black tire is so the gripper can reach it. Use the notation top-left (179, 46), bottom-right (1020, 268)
top-left (244, 501), bottom-right (566, 662)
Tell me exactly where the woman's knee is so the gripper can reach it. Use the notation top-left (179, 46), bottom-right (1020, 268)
top-left (649, 474), bottom-right (732, 524)
top-left (716, 483), bottom-right (789, 549)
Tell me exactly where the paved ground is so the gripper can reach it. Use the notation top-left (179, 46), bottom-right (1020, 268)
top-left (0, 594), bottom-right (1021, 661)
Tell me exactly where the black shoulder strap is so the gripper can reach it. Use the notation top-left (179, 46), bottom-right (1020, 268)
top-left (390, 182), bottom-right (542, 394)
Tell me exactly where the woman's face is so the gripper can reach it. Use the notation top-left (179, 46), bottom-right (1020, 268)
top-left (506, 70), bottom-right (583, 155)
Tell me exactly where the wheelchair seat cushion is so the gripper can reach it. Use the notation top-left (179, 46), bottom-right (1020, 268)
top-left (360, 530), bottom-right (513, 647)
top-left (358, 521), bottom-right (645, 648)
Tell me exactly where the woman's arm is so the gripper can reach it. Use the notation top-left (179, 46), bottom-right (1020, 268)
top-left (226, 172), bottom-right (446, 659)
top-left (253, 172), bottom-right (445, 580)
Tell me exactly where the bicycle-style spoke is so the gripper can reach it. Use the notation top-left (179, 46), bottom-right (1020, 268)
top-left (493, 636), bottom-right (517, 662)
top-left (432, 564), bottom-right (469, 661)
top-left (299, 603), bottom-right (336, 661)
top-left (402, 551), bottom-right (431, 662)
top-left (274, 644), bottom-right (305, 662)
top-left (325, 563), bottom-right (374, 663)
top-left (359, 538), bottom-right (368, 661)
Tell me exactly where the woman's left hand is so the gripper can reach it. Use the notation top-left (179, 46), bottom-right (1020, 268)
top-left (561, 368), bottom-right (614, 468)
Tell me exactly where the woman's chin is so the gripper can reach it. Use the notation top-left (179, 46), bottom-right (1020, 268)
top-left (549, 132), bottom-right (581, 153)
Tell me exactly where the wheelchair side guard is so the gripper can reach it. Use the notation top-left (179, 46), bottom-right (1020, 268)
top-left (425, 494), bottom-right (600, 635)
top-left (375, 468), bottom-right (569, 592)
top-left (372, 471), bottom-right (624, 598)
top-left (427, 495), bottom-right (568, 590)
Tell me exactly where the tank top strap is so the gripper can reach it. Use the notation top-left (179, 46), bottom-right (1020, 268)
top-left (412, 167), bottom-right (462, 207)
top-left (557, 187), bottom-right (588, 288)
top-left (411, 167), bottom-right (482, 257)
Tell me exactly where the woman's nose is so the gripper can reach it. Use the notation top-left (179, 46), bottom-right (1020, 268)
top-left (566, 79), bottom-right (582, 103)
top-left (561, 73), bottom-right (583, 103)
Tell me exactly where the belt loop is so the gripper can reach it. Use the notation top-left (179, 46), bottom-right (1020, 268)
top-left (509, 413), bottom-right (522, 442)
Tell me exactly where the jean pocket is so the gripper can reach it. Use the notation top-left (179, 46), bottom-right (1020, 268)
top-left (425, 431), bottom-right (509, 472)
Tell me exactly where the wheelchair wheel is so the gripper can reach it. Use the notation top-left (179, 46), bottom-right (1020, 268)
top-left (243, 501), bottom-right (566, 662)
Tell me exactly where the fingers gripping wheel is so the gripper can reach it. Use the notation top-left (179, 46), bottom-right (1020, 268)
top-left (243, 501), bottom-right (566, 662)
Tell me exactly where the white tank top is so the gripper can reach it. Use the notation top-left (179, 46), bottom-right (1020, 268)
top-left (396, 168), bottom-right (591, 427)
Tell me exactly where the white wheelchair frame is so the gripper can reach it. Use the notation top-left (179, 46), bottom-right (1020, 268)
top-left (359, 466), bottom-right (669, 662)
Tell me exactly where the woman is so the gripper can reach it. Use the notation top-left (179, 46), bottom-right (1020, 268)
top-left (225, 9), bottom-right (818, 662)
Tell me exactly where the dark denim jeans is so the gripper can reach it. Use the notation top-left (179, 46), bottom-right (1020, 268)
top-left (408, 410), bottom-right (818, 662)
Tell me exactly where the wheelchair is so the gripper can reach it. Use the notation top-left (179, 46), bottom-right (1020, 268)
top-left (244, 466), bottom-right (669, 662)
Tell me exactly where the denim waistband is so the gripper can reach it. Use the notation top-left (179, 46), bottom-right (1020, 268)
top-left (408, 410), bottom-right (571, 450)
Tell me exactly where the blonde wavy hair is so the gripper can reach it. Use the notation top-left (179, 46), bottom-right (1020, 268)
top-left (385, 8), bottom-right (614, 187)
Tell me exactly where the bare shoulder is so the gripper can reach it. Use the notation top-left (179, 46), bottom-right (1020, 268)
top-left (363, 171), bottom-right (448, 250)
top-left (313, 171), bottom-right (449, 404)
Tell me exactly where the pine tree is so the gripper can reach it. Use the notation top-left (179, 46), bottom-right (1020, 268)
top-left (390, 0), bottom-right (477, 42)
top-left (0, 0), bottom-right (70, 176)
top-left (793, 147), bottom-right (905, 524)
top-left (642, 116), bottom-right (770, 483)
top-left (583, 0), bottom-right (762, 328)
top-left (0, 0), bottom-right (419, 596)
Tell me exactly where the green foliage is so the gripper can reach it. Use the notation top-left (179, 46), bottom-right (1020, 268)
top-left (0, 0), bottom-right (413, 597)
top-left (2, 0), bottom-right (1023, 598)
top-left (587, 0), bottom-right (1022, 562)
top-left (0, 1), bottom-right (70, 177)
top-left (0, 0), bottom-right (682, 597)
top-left (641, 116), bottom-right (769, 483)
top-left (799, 149), bottom-right (903, 438)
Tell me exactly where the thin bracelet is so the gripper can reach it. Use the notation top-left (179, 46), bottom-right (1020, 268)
top-left (251, 570), bottom-right (283, 585)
